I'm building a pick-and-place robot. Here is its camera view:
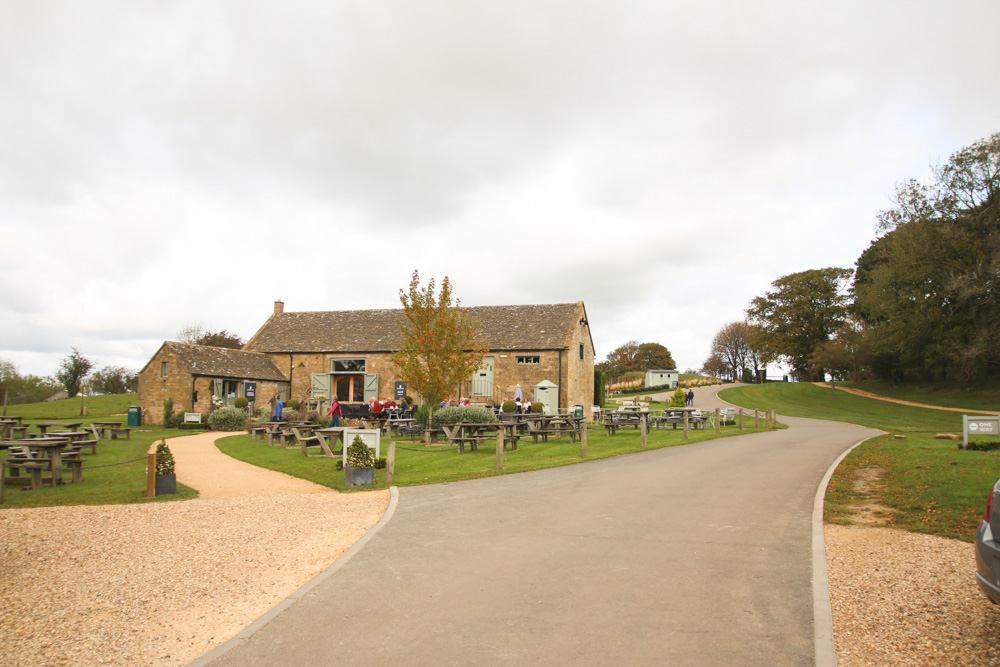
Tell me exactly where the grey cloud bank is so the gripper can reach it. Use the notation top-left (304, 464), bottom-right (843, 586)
top-left (1, 0), bottom-right (998, 377)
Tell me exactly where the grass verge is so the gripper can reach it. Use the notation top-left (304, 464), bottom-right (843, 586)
top-left (721, 382), bottom-right (992, 542)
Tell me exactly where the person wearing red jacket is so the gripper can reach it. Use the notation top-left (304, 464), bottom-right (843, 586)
top-left (326, 398), bottom-right (342, 427)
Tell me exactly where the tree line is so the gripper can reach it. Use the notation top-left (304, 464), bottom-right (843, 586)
top-left (709, 131), bottom-right (1000, 384)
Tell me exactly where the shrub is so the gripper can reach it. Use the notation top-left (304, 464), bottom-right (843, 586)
top-left (414, 404), bottom-right (438, 429)
top-left (287, 399), bottom-right (300, 410)
top-left (234, 396), bottom-right (249, 410)
top-left (281, 409), bottom-right (299, 422)
top-left (594, 369), bottom-right (606, 406)
top-left (163, 397), bottom-right (174, 425)
top-left (434, 406), bottom-right (498, 424)
top-left (155, 440), bottom-right (175, 476)
top-left (529, 402), bottom-right (544, 414)
top-left (670, 388), bottom-right (687, 407)
top-left (208, 406), bottom-right (248, 431)
top-left (346, 435), bottom-right (375, 468)
top-left (501, 400), bottom-right (518, 413)
top-left (962, 441), bottom-right (1000, 452)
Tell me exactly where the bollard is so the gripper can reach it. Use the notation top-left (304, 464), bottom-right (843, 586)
top-left (683, 411), bottom-right (689, 440)
top-left (715, 408), bottom-right (721, 434)
top-left (386, 440), bottom-right (396, 485)
top-left (146, 452), bottom-right (156, 498)
top-left (580, 420), bottom-right (588, 458)
top-left (640, 413), bottom-right (647, 448)
top-left (496, 429), bottom-right (504, 470)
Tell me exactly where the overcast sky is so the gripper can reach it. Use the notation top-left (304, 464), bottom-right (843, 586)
top-left (1, 1), bottom-right (998, 380)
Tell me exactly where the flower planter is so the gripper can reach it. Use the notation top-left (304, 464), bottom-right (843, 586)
top-left (344, 466), bottom-right (375, 487)
top-left (155, 473), bottom-right (177, 496)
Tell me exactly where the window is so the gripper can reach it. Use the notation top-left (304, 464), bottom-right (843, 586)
top-left (161, 362), bottom-right (169, 377)
top-left (517, 356), bottom-right (540, 365)
top-left (331, 358), bottom-right (366, 373)
top-left (579, 344), bottom-right (584, 360)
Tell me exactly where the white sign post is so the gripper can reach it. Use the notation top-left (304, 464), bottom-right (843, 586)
top-left (963, 415), bottom-right (1000, 449)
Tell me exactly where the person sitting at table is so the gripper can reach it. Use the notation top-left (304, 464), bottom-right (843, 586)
top-left (383, 398), bottom-right (397, 412)
top-left (514, 398), bottom-right (522, 413)
top-left (326, 398), bottom-right (342, 427)
top-left (398, 398), bottom-right (409, 414)
top-left (369, 397), bottom-right (382, 416)
top-left (523, 399), bottom-right (532, 413)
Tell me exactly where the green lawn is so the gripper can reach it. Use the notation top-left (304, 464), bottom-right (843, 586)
top-left (1, 425), bottom-right (200, 509)
top-left (3, 393), bottom-right (136, 420)
top-left (721, 382), bottom-right (996, 542)
top-left (216, 421), bottom-right (771, 491)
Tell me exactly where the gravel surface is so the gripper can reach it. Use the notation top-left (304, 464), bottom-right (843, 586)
top-left (827, 525), bottom-right (1000, 665)
top-left (0, 433), bottom-right (389, 667)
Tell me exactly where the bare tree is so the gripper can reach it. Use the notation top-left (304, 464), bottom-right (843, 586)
top-left (711, 322), bottom-right (751, 382)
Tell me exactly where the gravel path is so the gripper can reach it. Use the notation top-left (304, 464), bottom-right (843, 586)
top-left (827, 525), bottom-right (1000, 665)
top-left (0, 433), bottom-right (389, 667)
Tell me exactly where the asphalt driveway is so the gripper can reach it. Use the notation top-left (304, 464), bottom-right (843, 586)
top-left (205, 386), bottom-right (879, 666)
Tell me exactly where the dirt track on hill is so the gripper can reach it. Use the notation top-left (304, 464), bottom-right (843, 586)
top-left (815, 383), bottom-right (998, 415)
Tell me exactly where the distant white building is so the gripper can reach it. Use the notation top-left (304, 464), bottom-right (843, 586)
top-left (644, 369), bottom-right (678, 389)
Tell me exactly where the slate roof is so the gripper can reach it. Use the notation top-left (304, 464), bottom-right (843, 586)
top-left (244, 303), bottom-right (586, 354)
top-left (164, 342), bottom-right (288, 381)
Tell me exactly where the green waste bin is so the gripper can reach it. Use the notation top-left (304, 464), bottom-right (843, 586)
top-left (572, 404), bottom-right (584, 419)
top-left (127, 406), bottom-right (142, 426)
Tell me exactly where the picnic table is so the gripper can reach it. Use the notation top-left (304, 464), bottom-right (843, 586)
top-left (316, 427), bottom-right (348, 454)
top-left (91, 421), bottom-right (122, 438)
top-left (34, 421), bottom-right (83, 434)
top-left (522, 414), bottom-right (583, 443)
top-left (3, 438), bottom-right (80, 488)
top-left (605, 410), bottom-right (644, 435)
top-left (440, 422), bottom-right (502, 454)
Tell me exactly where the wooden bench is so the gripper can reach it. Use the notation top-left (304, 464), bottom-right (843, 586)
top-left (109, 427), bottom-right (133, 440)
top-left (249, 427), bottom-right (268, 442)
top-left (1, 460), bottom-right (47, 500)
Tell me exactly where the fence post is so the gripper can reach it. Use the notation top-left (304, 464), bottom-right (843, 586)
top-left (495, 428), bottom-right (504, 470)
top-left (386, 440), bottom-right (396, 485)
top-left (580, 420), bottom-right (588, 458)
top-left (715, 408), bottom-right (721, 434)
top-left (146, 452), bottom-right (156, 498)
top-left (640, 413), bottom-right (647, 448)
top-left (754, 410), bottom-right (759, 428)
top-left (738, 409), bottom-right (743, 431)
top-left (683, 411), bottom-right (689, 440)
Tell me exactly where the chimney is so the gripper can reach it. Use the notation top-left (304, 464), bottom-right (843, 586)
top-left (274, 300), bottom-right (284, 315)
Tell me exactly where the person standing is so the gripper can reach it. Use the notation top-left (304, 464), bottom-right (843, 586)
top-left (686, 389), bottom-right (694, 407)
top-left (326, 398), bottom-right (342, 427)
top-left (273, 396), bottom-right (284, 420)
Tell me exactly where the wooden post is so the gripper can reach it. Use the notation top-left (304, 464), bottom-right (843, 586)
top-left (715, 408), bottom-right (721, 434)
top-left (683, 411), bottom-right (689, 440)
top-left (754, 410), bottom-right (759, 428)
top-left (640, 413), bottom-right (647, 448)
top-left (580, 420), bottom-right (588, 458)
top-left (146, 452), bottom-right (156, 498)
top-left (386, 440), bottom-right (396, 485)
top-left (738, 409), bottom-right (743, 431)
top-left (495, 428), bottom-right (504, 470)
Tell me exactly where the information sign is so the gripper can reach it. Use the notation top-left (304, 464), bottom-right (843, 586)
top-left (964, 415), bottom-right (1000, 449)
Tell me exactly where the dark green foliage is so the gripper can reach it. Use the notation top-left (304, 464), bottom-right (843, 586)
top-left (208, 407), bottom-right (248, 431)
top-left (346, 435), bottom-right (375, 468)
top-left (56, 347), bottom-right (94, 398)
top-left (234, 396), bottom-right (249, 410)
top-left (155, 440), bottom-right (175, 476)
top-left (670, 388), bottom-right (686, 407)
top-left (530, 402), bottom-right (544, 414)
top-left (434, 406), bottom-right (498, 424)
top-left (287, 399), bottom-right (300, 410)
top-left (962, 441), bottom-right (1000, 452)
top-left (163, 397), bottom-right (174, 424)
top-left (501, 400), bottom-right (518, 413)
top-left (594, 369), bottom-right (606, 406)
top-left (89, 365), bottom-right (139, 394)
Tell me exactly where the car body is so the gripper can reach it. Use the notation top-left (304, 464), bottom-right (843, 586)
top-left (975, 478), bottom-right (1000, 604)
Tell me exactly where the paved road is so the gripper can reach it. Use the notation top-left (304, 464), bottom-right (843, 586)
top-left (207, 386), bottom-right (879, 666)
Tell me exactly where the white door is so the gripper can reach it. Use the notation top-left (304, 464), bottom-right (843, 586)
top-left (472, 357), bottom-right (494, 397)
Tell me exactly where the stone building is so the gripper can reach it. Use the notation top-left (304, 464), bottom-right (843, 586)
top-left (138, 300), bottom-right (595, 423)
top-left (137, 342), bottom-right (288, 425)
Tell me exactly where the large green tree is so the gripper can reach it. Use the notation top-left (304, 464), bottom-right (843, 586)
top-left (391, 271), bottom-right (489, 411)
top-left (746, 268), bottom-right (853, 381)
top-left (600, 340), bottom-right (676, 374)
top-left (853, 131), bottom-right (1000, 383)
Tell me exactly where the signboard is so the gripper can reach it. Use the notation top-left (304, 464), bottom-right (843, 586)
top-left (964, 415), bottom-right (1000, 449)
top-left (244, 382), bottom-right (257, 401)
top-left (395, 381), bottom-right (406, 400)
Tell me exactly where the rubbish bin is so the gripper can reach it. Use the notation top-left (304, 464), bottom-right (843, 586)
top-left (572, 404), bottom-right (584, 419)
top-left (127, 405), bottom-right (142, 426)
